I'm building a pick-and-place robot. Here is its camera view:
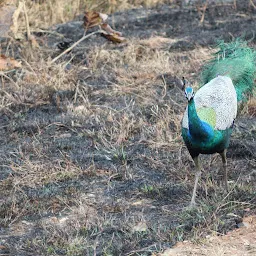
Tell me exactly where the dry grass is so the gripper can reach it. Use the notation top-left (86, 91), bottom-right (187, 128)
top-left (247, 97), bottom-right (256, 116)
top-left (1, 37), bottom-right (255, 254)
top-left (0, 2), bottom-right (256, 255)
top-left (20, 0), bottom-right (177, 30)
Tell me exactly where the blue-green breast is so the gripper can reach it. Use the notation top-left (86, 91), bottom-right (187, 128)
top-left (182, 127), bottom-right (233, 158)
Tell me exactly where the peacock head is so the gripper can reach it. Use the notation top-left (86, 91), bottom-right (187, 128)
top-left (184, 87), bottom-right (194, 102)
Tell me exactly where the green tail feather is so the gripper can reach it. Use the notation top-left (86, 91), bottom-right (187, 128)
top-left (201, 39), bottom-right (256, 101)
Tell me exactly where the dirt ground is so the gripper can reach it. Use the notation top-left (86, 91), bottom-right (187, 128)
top-left (159, 215), bottom-right (256, 256)
top-left (0, 2), bottom-right (256, 256)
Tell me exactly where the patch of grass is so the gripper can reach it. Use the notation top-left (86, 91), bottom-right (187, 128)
top-left (11, 0), bottom-right (179, 35)
top-left (173, 185), bottom-right (256, 242)
top-left (0, 2), bottom-right (256, 255)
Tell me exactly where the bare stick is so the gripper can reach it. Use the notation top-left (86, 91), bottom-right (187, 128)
top-left (23, 0), bottom-right (31, 39)
top-left (51, 30), bottom-right (103, 64)
top-left (233, 0), bottom-right (237, 9)
top-left (200, 1), bottom-right (209, 24)
top-left (250, 0), bottom-right (256, 9)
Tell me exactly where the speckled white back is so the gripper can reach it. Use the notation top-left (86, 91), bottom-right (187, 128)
top-left (182, 76), bottom-right (237, 130)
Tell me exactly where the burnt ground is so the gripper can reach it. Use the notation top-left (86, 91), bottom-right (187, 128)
top-left (0, 3), bottom-right (256, 256)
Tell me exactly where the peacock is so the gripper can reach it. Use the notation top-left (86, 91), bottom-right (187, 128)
top-left (181, 40), bottom-right (256, 207)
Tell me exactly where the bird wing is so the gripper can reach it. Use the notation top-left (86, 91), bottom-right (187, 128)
top-left (182, 76), bottom-right (237, 130)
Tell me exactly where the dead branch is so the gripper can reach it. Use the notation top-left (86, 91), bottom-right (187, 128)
top-left (50, 30), bottom-right (103, 64)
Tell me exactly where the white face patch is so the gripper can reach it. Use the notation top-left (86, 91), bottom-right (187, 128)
top-left (182, 76), bottom-right (237, 131)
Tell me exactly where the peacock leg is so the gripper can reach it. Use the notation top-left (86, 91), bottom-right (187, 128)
top-left (190, 156), bottom-right (201, 207)
top-left (220, 149), bottom-right (228, 191)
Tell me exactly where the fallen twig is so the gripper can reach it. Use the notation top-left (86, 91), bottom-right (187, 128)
top-left (51, 30), bottom-right (103, 64)
top-left (23, 0), bottom-right (31, 39)
top-left (200, 0), bottom-right (209, 24)
top-left (250, 0), bottom-right (256, 9)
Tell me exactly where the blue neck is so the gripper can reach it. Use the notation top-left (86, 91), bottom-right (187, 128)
top-left (188, 98), bottom-right (214, 141)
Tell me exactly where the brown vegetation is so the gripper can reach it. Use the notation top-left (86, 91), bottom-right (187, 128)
top-left (0, 1), bottom-right (256, 255)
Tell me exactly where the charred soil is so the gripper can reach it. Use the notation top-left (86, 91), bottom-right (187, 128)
top-left (0, 3), bottom-right (256, 256)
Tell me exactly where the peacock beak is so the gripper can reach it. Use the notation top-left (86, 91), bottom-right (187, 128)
top-left (186, 92), bottom-right (194, 101)
top-left (184, 88), bottom-right (194, 101)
